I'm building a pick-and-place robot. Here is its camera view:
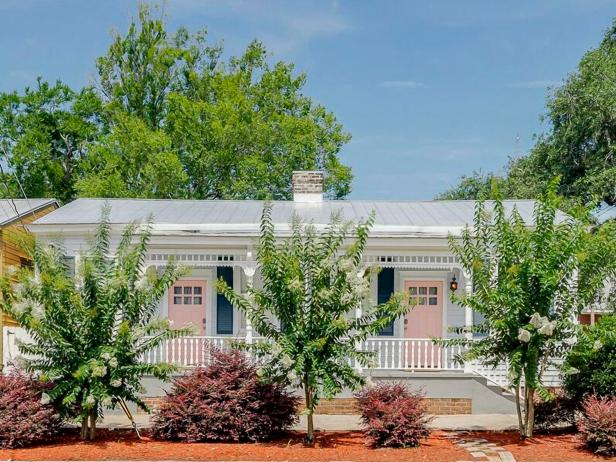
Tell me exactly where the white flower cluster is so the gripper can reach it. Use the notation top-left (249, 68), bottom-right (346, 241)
top-left (280, 354), bottom-right (294, 368)
top-left (111, 379), bottom-right (122, 387)
top-left (31, 301), bottom-right (45, 320)
top-left (530, 312), bottom-right (556, 336)
top-left (91, 364), bottom-right (108, 378)
top-left (517, 328), bottom-right (531, 343)
top-left (338, 258), bottom-right (355, 273)
top-left (135, 274), bottom-right (152, 291)
top-left (12, 299), bottom-right (45, 319)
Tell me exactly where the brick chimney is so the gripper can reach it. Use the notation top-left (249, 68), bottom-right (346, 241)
top-left (292, 170), bottom-right (324, 202)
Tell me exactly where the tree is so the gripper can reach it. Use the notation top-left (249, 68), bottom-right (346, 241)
top-left (75, 112), bottom-right (188, 198)
top-left (442, 181), bottom-right (610, 438)
top-left (0, 4), bottom-right (353, 202)
top-left (0, 209), bottom-right (188, 440)
top-left (217, 204), bottom-right (407, 444)
top-left (437, 170), bottom-right (502, 200)
top-left (0, 79), bottom-right (102, 202)
top-left (88, 4), bottom-right (352, 200)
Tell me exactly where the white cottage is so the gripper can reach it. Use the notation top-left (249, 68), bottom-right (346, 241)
top-left (12, 171), bottom-right (561, 414)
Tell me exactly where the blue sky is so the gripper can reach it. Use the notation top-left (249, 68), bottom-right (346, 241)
top-left (1, 0), bottom-right (615, 199)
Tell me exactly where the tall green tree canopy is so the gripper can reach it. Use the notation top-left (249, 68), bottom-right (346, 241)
top-left (441, 19), bottom-right (616, 206)
top-left (0, 80), bottom-right (102, 203)
top-left (0, 4), bottom-right (352, 202)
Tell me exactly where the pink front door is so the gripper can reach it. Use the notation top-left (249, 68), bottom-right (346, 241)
top-left (168, 280), bottom-right (207, 335)
top-left (404, 280), bottom-right (443, 339)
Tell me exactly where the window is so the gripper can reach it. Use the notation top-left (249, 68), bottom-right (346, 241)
top-left (217, 267), bottom-right (234, 335)
top-left (19, 257), bottom-right (33, 270)
top-left (172, 285), bottom-right (204, 305)
top-left (408, 285), bottom-right (439, 306)
top-left (61, 256), bottom-right (75, 278)
top-left (377, 268), bottom-right (395, 336)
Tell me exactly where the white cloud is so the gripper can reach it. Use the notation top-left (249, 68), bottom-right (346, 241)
top-left (167, 0), bottom-right (352, 54)
top-left (378, 80), bottom-right (425, 88)
top-left (508, 80), bottom-right (561, 89)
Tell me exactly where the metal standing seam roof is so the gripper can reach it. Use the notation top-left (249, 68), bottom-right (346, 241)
top-left (0, 198), bottom-right (58, 226)
top-left (29, 198), bottom-right (563, 233)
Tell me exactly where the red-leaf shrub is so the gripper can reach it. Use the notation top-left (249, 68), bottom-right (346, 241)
top-left (151, 349), bottom-right (299, 442)
top-left (578, 395), bottom-right (616, 456)
top-left (356, 382), bottom-right (432, 448)
top-left (0, 372), bottom-right (61, 448)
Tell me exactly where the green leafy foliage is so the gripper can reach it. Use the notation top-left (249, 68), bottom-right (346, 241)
top-left (0, 79), bottom-right (102, 203)
top-left (440, 180), bottom-right (609, 438)
top-left (0, 208), bottom-right (189, 440)
top-left (563, 314), bottom-right (616, 403)
top-left (217, 204), bottom-right (407, 443)
top-left (0, 4), bottom-right (352, 202)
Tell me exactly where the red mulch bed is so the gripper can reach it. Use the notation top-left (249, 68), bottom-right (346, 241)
top-left (464, 431), bottom-right (612, 461)
top-left (0, 429), bottom-right (467, 461)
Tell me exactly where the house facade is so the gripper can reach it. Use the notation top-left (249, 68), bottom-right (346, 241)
top-left (5, 173), bottom-right (564, 413)
top-left (0, 198), bottom-right (59, 371)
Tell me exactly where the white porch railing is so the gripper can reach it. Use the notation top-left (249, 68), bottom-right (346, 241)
top-left (3, 331), bottom-right (562, 387)
top-left (361, 338), bottom-right (467, 370)
top-left (140, 336), bottom-right (469, 371)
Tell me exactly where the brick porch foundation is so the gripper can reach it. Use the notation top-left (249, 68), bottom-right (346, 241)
top-left (142, 396), bottom-right (472, 415)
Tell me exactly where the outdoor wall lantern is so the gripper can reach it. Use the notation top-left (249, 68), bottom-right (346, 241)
top-left (449, 275), bottom-right (458, 292)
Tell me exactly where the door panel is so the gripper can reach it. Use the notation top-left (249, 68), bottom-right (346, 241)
top-left (404, 280), bottom-right (443, 339)
top-left (168, 280), bottom-right (207, 335)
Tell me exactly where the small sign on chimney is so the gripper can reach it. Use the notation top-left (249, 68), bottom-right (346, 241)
top-left (292, 171), bottom-right (324, 202)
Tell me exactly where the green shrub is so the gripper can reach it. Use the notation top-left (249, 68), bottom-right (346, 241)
top-left (564, 315), bottom-right (616, 402)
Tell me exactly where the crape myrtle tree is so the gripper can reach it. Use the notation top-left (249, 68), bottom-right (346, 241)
top-left (440, 180), bottom-right (612, 439)
top-left (217, 204), bottom-right (407, 444)
top-left (0, 209), bottom-right (189, 440)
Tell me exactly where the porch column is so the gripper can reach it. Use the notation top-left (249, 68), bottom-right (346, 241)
top-left (354, 266), bottom-right (367, 373)
top-left (463, 270), bottom-right (473, 340)
top-left (355, 303), bottom-right (363, 373)
top-left (242, 264), bottom-right (256, 345)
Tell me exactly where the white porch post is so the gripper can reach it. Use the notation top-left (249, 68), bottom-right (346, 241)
top-left (462, 270), bottom-right (474, 373)
top-left (355, 303), bottom-right (363, 373)
top-left (463, 270), bottom-right (473, 340)
top-left (354, 266), bottom-right (368, 373)
top-left (243, 255), bottom-right (256, 345)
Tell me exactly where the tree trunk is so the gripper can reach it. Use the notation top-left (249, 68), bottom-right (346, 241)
top-left (514, 384), bottom-right (524, 436)
top-left (525, 387), bottom-right (535, 439)
top-left (303, 376), bottom-right (314, 445)
top-left (80, 417), bottom-right (88, 440)
top-left (88, 409), bottom-right (97, 441)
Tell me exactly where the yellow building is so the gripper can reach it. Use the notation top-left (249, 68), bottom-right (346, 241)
top-left (0, 199), bottom-right (58, 368)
